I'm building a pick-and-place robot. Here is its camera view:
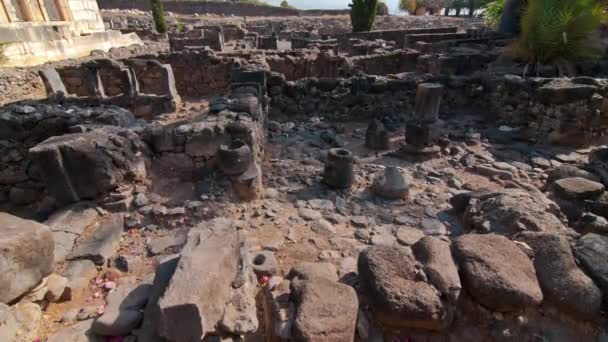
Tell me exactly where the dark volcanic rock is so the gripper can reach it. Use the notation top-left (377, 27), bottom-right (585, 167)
top-left (291, 277), bottom-right (359, 341)
top-left (358, 245), bottom-right (452, 330)
top-left (524, 233), bottom-right (602, 318)
top-left (29, 126), bottom-right (147, 205)
top-left (453, 234), bottom-right (543, 312)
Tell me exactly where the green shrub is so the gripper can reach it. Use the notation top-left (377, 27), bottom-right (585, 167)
top-left (483, 0), bottom-right (504, 27)
top-left (280, 0), bottom-right (296, 9)
top-left (150, 0), bottom-right (168, 34)
top-left (350, 0), bottom-right (379, 32)
top-left (510, 0), bottom-right (607, 64)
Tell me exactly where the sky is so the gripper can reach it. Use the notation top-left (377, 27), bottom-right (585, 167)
top-left (265, 0), bottom-right (403, 13)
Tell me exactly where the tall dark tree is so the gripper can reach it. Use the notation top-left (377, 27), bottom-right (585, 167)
top-left (350, 0), bottom-right (379, 32)
top-left (151, 0), bottom-right (168, 34)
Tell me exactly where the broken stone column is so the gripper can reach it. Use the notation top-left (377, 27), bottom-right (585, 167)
top-left (365, 119), bottom-right (390, 150)
top-left (323, 148), bottom-right (354, 189)
top-left (403, 83), bottom-right (444, 156)
top-left (414, 83), bottom-right (443, 123)
top-left (218, 139), bottom-right (253, 176)
top-left (29, 127), bottom-right (147, 205)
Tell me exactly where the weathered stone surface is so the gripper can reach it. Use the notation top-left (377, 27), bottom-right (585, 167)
top-left (29, 127), bottom-right (146, 205)
top-left (45, 274), bottom-right (70, 302)
top-left (358, 246), bottom-right (452, 330)
top-left (63, 259), bottom-right (98, 290)
top-left (546, 165), bottom-right (600, 185)
top-left (412, 236), bottom-right (461, 303)
top-left (574, 233), bottom-right (608, 291)
top-left (0, 303), bottom-right (17, 341)
top-left (453, 234), bottom-right (543, 312)
top-left (147, 231), bottom-right (187, 256)
top-left (365, 119), bottom-right (390, 150)
top-left (47, 319), bottom-right (102, 342)
top-left (396, 227), bottom-right (425, 245)
top-left (45, 202), bottom-right (99, 263)
top-left (92, 283), bottom-right (152, 336)
top-left (221, 247), bottom-right (259, 336)
top-left (158, 218), bottom-right (239, 340)
top-left (135, 255), bottom-right (179, 342)
top-left (371, 166), bottom-right (410, 200)
top-left (287, 262), bottom-right (338, 282)
top-left (291, 277), bottom-right (358, 341)
top-left (12, 302), bottom-right (42, 342)
top-left (552, 177), bottom-right (605, 200)
top-left (68, 214), bottom-right (123, 265)
top-left (0, 212), bottom-right (54, 304)
top-left (247, 250), bottom-right (278, 277)
top-left (524, 233), bottom-right (601, 318)
top-left (461, 189), bottom-right (567, 236)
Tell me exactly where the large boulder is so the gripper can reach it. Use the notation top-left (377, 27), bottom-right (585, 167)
top-left (0, 213), bottom-right (54, 304)
top-left (546, 165), bottom-right (600, 185)
top-left (460, 189), bottom-right (567, 236)
top-left (574, 233), bottom-right (608, 291)
top-left (291, 277), bottom-right (359, 341)
top-left (453, 234), bottom-right (543, 312)
top-left (29, 127), bottom-right (146, 205)
top-left (412, 236), bottom-right (461, 303)
top-left (551, 177), bottom-right (605, 201)
top-left (524, 233), bottom-right (602, 318)
top-left (358, 245), bottom-right (452, 330)
top-left (157, 218), bottom-right (239, 341)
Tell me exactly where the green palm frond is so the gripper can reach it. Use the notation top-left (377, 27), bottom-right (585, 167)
top-left (509, 0), bottom-right (608, 64)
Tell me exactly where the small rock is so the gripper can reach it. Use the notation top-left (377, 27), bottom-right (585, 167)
top-left (421, 218), bottom-right (447, 235)
top-left (298, 208), bottom-right (322, 221)
top-left (371, 167), bottom-right (410, 200)
top-left (45, 274), bottom-right (70, 302)
top-left (310, 219), bottom-right (336, 235)
top-left (396, 227), bottom-right (425, 245)
top-left (552, 177), bottom-right (605, 200)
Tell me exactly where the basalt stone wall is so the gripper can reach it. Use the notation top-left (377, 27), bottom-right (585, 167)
top-left (268, 73), bottom-right (608, 146)
top-left (141, 78), bottom-right (267, 183)
top-left (0, 68), bottom-right (46, 105)
top-left (0, 104), bottom-right (136, 218)
top-left (154, 51), bottom-right (238, 97)
top-left (335, 27), bottom-right (459, 50)
top-left (264, 52), bottom-right (349, 81)
top-left (350, 50), bottom-right (420, 76)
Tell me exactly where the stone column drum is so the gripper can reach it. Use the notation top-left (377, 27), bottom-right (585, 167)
top-left (323, 148), bottom-right (354, 189)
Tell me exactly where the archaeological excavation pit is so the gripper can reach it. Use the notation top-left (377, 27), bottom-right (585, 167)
top-left (1, 3), bottom-right (608, 342)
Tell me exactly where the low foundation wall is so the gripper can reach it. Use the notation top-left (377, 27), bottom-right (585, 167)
top-left (269, 73), bottom-right (608, 147)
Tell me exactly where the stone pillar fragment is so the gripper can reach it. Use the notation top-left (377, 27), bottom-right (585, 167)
top-left (323, 148), bottom-right (354, 189)
top-left (414, 83), bottom-right (443, 123)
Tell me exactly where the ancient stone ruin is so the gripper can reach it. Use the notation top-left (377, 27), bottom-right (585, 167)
top-left (2, 6), bottom-right (608, 342)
